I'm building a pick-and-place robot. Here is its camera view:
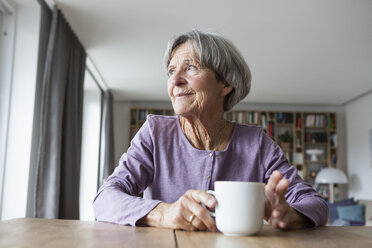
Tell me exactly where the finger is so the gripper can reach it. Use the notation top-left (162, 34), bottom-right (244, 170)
top-left (271, 203), bottom-right (291, 229)
top-left (180, 193), bottom-right (217, 232)
top-left (187, 199), bottom-right (217, 231)
top-left (189, 190), bottom-right (216, 209)
top-left (278, 220), bottom-right (287, 229)
top-left (275, 178), bottom-right (290, 200)
top-left (264, 197), bottom-right (274, 220)
top-left (268, 214), bottom-right (280, 229)
top-left (278, 213), bottom-right (291, 229)
top-left (276, 209), bottom-right (291, 229)
top-left (187, 190), bottom-right (217, 231)
top-left (181, 221), bottom-right (197, 231)
top-left (176, 196), bottom-right (200, 231)
top-left (266, 171), bottom-right (283, 192)
top-left (191, 217), bottom-right (208, 231)
top-left (181, 213), bottom-right (208, 231)
top-left (270, 216), bottom-right (286, 229)
top-left (273, 199), bottom-right (290, 217)
top-left (272, 209), bottom-right (280, 218)
top-left (180, 212), bottom-right (198, 231)
top-left (270, 210), bottom-right (288, 229)
top-left (266, 171), bottom-right (284, 208)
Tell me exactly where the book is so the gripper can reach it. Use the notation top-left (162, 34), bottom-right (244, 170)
top-left (330, 134), bottom-right (337, 147)
top-left (254, 112), bottom-right (258, 123)
top-left (306, 115), bottom-right (315, 127)
top-left (268, 123), bottom-right (274, 137)
top-left (237, 112), bottom-right (243, 123)
top-left (296, 117), bottom-right (302, 128)
top-left (330, 154), bottom-right (337, 165)
top-left (261, 114), bottom-right (267, 128)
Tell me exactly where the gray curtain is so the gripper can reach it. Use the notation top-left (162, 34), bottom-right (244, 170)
top-left (99, 90), bottom-right (115, 187)
top-left (27, 3), bottom-right (86, 219)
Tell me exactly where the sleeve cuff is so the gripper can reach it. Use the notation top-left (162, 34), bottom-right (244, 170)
top-left (131, 200), bottom-right (162, 226)
top-left (290, 196), bottom-right (329, 228)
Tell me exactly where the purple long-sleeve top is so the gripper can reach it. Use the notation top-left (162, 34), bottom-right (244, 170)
top-left (93, 115), bottom-right (328, 227)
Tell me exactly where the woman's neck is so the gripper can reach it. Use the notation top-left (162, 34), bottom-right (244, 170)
top-left (179, 113), bottom-right (232, 151)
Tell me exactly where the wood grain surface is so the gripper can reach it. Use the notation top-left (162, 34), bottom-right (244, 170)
top-left (175, 224), bottom-right (372, 248)
top-left (0, 218), bottom-right (175, 248)
top-left (1, 218), bottom-right (372, 248)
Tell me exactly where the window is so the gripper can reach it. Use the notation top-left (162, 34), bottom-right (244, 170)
top-left (0, 0), bottom-right (16, 219)
top-left (0, 6), bottom-right (5, 209)
top-left (79, 68), bottom-right (102, 221)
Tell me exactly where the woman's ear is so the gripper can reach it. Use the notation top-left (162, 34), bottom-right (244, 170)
top-left (221, 84), bottom-right (233, 97)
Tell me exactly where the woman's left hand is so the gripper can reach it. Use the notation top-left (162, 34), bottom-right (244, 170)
top-left (264, 170), bottom-right (312, 229)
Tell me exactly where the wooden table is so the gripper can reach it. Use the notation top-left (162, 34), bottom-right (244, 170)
top-left (1, 218), bottom-right (372, 248)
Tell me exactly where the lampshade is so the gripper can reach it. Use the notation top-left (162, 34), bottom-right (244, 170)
top-left (315, 167), bottom-right (348, 184)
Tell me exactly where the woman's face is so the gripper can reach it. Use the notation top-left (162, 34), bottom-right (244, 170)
top-left (167, 42), bottom-right (228, 117)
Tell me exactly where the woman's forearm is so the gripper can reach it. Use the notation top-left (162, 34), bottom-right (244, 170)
top-left (137, 202), bottom-right (170, 227)
top-left (93, 184), bottom-right (161, 226)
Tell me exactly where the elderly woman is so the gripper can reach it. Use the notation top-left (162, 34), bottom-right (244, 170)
top-left (93, 30), bottom-right (328, 231)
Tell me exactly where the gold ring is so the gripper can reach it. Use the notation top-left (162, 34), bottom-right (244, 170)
top-left (188, 214), bottom-right (195, 223)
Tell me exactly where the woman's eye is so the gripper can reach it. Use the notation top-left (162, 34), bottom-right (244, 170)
top-left (167, 69), bottom-right (175, 76)
top-left (188, 65), bottom-right (197, 70)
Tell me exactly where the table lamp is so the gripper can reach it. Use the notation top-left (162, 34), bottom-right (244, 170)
top-left (315, 167), bottom-right (348, 203)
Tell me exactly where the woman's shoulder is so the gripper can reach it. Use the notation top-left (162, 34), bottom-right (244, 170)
top-left (232, 122), bottom-right (276, 152)
top-left (232, 122), bottom-right (275, 146)
top-left (146, 114), bottom-right (179, 133)
top-left (132, 115), bottom-right (178, 146)
top-left (234, 122), bottom-right (264, 137)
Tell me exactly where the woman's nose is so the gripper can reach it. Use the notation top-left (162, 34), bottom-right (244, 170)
top-left (170, 70), bottom-right (186, 87)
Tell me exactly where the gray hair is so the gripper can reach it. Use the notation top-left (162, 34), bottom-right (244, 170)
top-left (164, 30), bottom-right (251, 112)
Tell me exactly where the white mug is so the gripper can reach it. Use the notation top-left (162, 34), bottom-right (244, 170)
top-left (207, 181), bottom-right (265, 236)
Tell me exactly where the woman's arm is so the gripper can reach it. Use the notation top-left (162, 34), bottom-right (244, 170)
top-left (93, 119), bottom-right (161, 226)
top-left (260, 132), bottom-right (329, 228)
top-left (264, 170), bottom-right (314, 229)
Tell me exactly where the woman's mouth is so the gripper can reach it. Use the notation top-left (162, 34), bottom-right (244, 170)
top-left (175, 93), bottom-right (194, 98)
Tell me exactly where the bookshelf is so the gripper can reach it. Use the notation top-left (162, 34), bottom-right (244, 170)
top-left (129, 108), bottom-right (338, 200)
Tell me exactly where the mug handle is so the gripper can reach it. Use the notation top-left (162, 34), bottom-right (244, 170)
top-left (201, 190), bottom-right (216, 217)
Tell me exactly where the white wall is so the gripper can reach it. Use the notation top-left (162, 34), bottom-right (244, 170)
top-left (1, 1), bottom-right (40, 219)
top-left (346, 91), bottom-right (372, 200)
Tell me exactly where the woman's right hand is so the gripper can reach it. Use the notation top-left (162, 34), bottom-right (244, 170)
top-left (139, 190), bottom-right (217, 231)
